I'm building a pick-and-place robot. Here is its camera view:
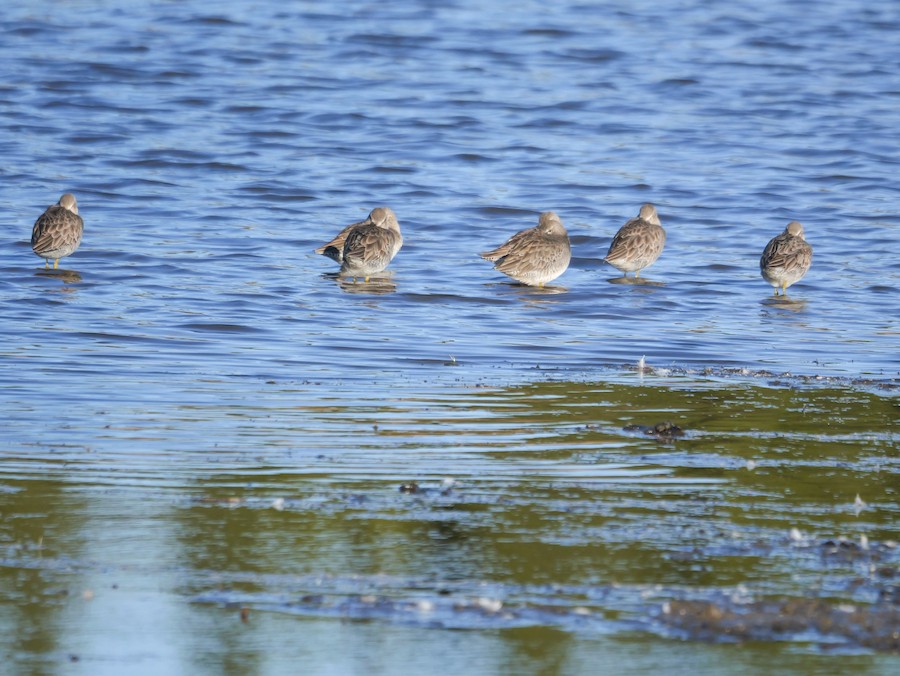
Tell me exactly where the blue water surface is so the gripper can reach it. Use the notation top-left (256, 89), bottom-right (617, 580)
top-left (0, 0), bottom-right (898, 672)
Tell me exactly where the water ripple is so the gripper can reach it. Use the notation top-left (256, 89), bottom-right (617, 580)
top-left (1, 0), bottom-right (899, 668)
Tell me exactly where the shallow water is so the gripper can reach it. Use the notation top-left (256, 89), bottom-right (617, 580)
top-left (1, 0), bottom-right (898, 673)
top-left (2, 378), bottom-right (898, 673)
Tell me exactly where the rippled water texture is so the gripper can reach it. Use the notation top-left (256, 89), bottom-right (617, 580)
top-left (1, 0), bottom-right (898, 673)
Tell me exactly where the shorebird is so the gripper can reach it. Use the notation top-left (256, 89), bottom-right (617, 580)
top-left (480, 211), bottom-right (571, 287)
top-left (603, 203), bottom-right (666, 278)
top-left (760, 221), bottom-right (812, 295)
top-left (31, 193), bottom-right (84, 269)
top-left (315, 207), bottom-right (403, 282)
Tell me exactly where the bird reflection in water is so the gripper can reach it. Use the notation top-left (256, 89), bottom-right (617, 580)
top-left (332, 274), bottom-right (397, 295)
top-left (488, 281), bottom-right (569, 308)
top-left (35, 267), bottom-right (82, 294)
top-left (761, 295), bottom-right (807, 313)
top-left (606, 276), bottom-right (665, 287)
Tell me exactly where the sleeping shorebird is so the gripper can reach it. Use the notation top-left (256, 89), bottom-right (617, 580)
top-left (760, 221), bottom-right (812, 295)
top-left (315, 207), bottom-right (403, 282)
top-left (603, 203), bottom-right (666, 278)
top-left (32, 193), bottom-right (84, 269)
top-left (480, 211), bottom-right (571, 287)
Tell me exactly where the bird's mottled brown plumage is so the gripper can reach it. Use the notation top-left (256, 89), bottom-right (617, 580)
top-left (315, 207), bottom-right (403, 281)
top-left (31, 193), bottom-right (84, 269)
top-left (603, 204), bottom-right (666, 278)
top-left (760, 221), bottom-right (812, 295)
top-left (480, 211), bottom-right (571, 287)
